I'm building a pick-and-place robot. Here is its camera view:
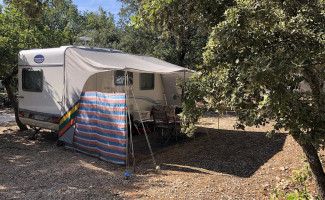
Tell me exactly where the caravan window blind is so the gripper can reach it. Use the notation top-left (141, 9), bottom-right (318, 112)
top-left (22, 68), bottom-right (43, 92)
top-left (140, 73), bottom-right (154, 90)
top-left (114, 70), bottom-right (133, 86)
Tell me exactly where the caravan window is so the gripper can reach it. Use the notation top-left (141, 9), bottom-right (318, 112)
top-left (114, 70), bottom-right (133, 85)
top-left (140, 73), bottom-right (154, 90)
top-left (22, 68), bottom-right (43, 92)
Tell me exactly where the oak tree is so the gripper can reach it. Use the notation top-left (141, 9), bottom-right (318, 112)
top-left (138, 0), bottom-right (325, 198)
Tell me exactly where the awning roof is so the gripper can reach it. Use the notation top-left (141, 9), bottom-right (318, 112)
top-left (69, 47), bottom-right (190, 73)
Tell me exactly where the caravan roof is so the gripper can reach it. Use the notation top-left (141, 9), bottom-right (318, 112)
top-left (19, 46), bottom-right (190, 73)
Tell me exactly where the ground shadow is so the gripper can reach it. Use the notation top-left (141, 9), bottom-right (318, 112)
top-left (0, 124), bottom-right (287, 198)
top-left (133, 128), bottom-right (287, 178)
top-left (0, 130), bottom-right (137, 199)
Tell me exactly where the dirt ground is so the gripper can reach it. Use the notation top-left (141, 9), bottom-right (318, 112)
top-left (0, 111), bottom-right (318, 199)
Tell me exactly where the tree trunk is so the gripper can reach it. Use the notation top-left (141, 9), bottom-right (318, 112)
top-left (295, 138), bottom-right (325, 199)
top-left (2, 80), bottom-right (28, 131)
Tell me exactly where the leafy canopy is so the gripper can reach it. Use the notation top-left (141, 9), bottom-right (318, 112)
top-left (77, 7), bottom-right (119, 48)
top-left (129, 0), bottom-right (222, 68)
top-left (0, 0), bottom-right (84, 79)
top-left (184, 0), bottom-right (325, 147)
top-left (0, 4), bottom-right (44, 78)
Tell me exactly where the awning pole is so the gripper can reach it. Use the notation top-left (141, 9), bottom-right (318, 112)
top-left (129, 84), bottom-right (157, 168)
top-left (124, 70), bottom-right (129, 169)
top-left (125, 70), bottom-right (136, 172)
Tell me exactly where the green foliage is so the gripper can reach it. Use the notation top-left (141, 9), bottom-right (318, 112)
top-left (117, 0), bottom-right (170, 58)
top-left (0, 4), bottom-right (42, 78)
top-left (117, 0), bottom-right (139, 26)
top-left (130, 15), bottom-right (136, 22)
top-left (137, 0), bottom-right (325, 195)
top-left (179, 75), bottom-right (205, 135)
top-left (3, 0), bottom-right (44, 19)
top-left (42, 0), bottom-right (83, 46)
top-left (137, 0), bottom-right (232, 32)
top-left (116, 0), bottom-right (205, 69)
top-left (134, 0), bottom-right (216, 68)
top-left (182, 0), bottom-right (325, 148)
top-left (0, 0), bottom-right (83, 80)
top-left (77, 7), bottom-right (119, 48)
top-left (117, 26), bottom-right (160, 55)
top-left (271, 158), bottom-right (314, 200)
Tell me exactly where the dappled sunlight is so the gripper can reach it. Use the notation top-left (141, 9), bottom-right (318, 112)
top-left (162, 163), bottom-right (217, 175)
top-left (131, 114), bottom-right (287, 178)
top-left (197, 113), bottom-right (276, 133)
top-left (0, 112), bottom-right (296, 199)
top-left (0, 127), bottom-right (139, 199)
top-left (146, 127), bottom-right (287, 178)
top-left (6, 155), bottom-right (23, 163)
top-left (79, 160), bottom-right (113, 174)
top-left (0, 185), bottom-right (8, 190)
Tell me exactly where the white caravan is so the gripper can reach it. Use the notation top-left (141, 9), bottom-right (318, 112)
top-left (18, 46), bottom-right (189, 134)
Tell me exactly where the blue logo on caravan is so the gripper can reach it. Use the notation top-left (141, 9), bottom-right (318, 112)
top-left (34, 54), bottom-right (44, 64)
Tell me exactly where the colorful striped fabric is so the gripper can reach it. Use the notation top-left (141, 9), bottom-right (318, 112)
top-left (59, 102), bottom-right (79, 137)
top-left (73, 92), bottom-right (127, 164)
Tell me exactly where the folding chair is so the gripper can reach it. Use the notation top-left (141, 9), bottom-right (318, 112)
top-left (152, 110), bottom-right (175, 142)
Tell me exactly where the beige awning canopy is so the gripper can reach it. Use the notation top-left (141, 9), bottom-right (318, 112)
top-left (70, 47), bottom-right (190, 73)
top-left (62, 47), bottom-right (191, 114)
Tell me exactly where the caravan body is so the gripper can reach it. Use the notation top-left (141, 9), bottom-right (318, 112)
top-left (18, 46), bottom-right (185, 132)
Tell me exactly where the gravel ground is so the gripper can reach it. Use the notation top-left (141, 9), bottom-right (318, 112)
top-left (0, 108), bottom-right (15, 122)
top-left (0, 111), bottom-right (319, 199)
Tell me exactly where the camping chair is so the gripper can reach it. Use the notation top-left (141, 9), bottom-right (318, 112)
top-left (167, 105), bottom-right (183, 140)
top-left (152, 109), bottom-right (175, 142)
